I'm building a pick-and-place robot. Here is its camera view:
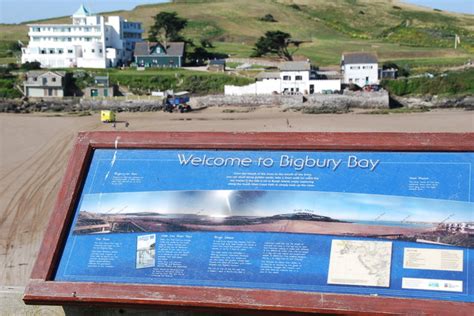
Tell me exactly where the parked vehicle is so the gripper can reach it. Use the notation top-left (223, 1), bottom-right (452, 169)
top-left (163, 91), bottom-right (192, 113)
top-left (363, 84), bottom-right (380, 92)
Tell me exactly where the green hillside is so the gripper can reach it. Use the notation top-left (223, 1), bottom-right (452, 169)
top-left (0, 0), bottom-right (473, 67)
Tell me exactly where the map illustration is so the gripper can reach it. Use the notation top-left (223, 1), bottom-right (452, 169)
top-left (327, 239), bottom-right (392, 287)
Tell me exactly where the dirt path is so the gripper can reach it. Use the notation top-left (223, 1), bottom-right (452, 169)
top-left (0, 107), bottom-right (472, 286)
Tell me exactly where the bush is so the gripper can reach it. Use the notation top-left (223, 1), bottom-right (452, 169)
top-left (289, 4), bottom-right (301, 10)
top-left (20, 61), bottom-right (41, 70)
top-left (381, 69), bottom-right (474, 96)
top-left (0, 87), bottom-right (22, 99)
top-left (259, 14), bottom-right (277, 22)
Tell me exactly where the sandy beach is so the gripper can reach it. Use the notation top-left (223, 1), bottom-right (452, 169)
top-left (0, 107), bottom-right (473, 287)
top-left (185, 220), bottom-right (432, 236)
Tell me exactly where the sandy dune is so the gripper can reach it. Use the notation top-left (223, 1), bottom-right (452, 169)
top-left (0, 107), bottom-right (473, 286)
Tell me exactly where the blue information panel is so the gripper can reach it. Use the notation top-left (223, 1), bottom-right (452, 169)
top-left (55, 149), bottom-right (473, 303)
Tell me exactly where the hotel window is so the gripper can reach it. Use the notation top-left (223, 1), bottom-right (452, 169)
top-left (92, 49), bottom-right (95, 53)
top-left (295, 75), bottom-right (303, 81)
top-left (49, 49), bottom-right (54, 54)
top-left (52, 78), bottom-right (56, 82)
top-left (58, 49), bottom-right (63, 54)
top-left (99, 49), bottom-right (103, 53)
top-left (68, 49), bottom-right (73, 53)
top-left (283, 75), bottom-right (291, 80)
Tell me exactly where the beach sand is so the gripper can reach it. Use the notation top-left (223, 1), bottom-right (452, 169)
top-left (0, 107), bottom-right (473, 286)
top-left (185, 220), bottom-right (432, 236)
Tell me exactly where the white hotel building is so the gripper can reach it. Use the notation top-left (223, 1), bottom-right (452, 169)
top-left (21, 5), bottom-right (143, 69)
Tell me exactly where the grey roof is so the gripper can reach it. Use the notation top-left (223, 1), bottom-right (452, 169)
top-left (27, 70), bottom-right (66, 77)
top-left (256, 72), bottom-right (280, 80)
top-left (209, 59), bottom-right (225, 65)
top-left (279, 61), bottom-right (311, 71)
top-left (134, 42), bottom-right (184, 56)
top-left (343, 52), bottom-right (378, 65)
top-left (165, 42), bottom-right (185, 56)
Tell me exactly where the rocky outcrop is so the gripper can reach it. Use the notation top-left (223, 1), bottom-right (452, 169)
top-left (392, 95), bottom-right (473, 109)
top-left (0, 97), bottom-right (165, 113)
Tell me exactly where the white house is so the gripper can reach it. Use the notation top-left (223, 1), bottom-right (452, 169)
top-left (225, 61), bottom-right (340, 96)
top-left (21, 5), bottom-right (143, 69)
top-left (341, 52), bottom-right (379, 87)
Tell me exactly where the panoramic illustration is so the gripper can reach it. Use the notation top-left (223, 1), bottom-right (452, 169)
top-left (73, 190), bottom-right (474, 247)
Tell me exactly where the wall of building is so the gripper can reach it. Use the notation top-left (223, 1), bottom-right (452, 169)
top-left (26, 87), bottom-right (64, 97)
top-left (310, 80), bottom-right (341, 93)
top-left (136, 56), bottom-right (181, 68)
top-left (225, 79), bottom-right (340, 96)
top-left (225, 79), bottom-right (281, 95)
top-left (343, 63), bottom-right (378, 86)
top-left (280, 70), bottom-right (310, 93)
top-left (84, 87), bottom-right (114, 97)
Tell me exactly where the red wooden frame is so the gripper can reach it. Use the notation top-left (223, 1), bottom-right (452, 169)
top-left (23, 132), bottom-right (474, 315)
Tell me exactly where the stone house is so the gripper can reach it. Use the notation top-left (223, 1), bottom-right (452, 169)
top-left (84, 75), bottom-right (115, 97)
top-left (23, 70), bottom-right (66, 98)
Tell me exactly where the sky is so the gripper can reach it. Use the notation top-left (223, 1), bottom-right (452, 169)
top-left (0, 0), bottom-right (472, 24)
top-left (0, 0), bottom-right (169, 24)
top-left (79, 190), bottom-right (473, 223)
top-left (403, 0), bottom-right (474, 14)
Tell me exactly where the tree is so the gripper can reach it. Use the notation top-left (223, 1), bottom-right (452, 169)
top-left (382, 62), bottom-right (410, 77)
top-left (252, 31), bottom-right (301, 61)
top-left (148, 12), bottom-right (188, 43)
top-left (20, 61), bottom-right (41, 70)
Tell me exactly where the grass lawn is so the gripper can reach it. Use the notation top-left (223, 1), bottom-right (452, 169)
top-left (0, 57), bottom-right (18, 64)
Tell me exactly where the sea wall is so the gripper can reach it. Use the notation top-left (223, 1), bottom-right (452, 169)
top-left (195, 91), bottom-right (390, 109)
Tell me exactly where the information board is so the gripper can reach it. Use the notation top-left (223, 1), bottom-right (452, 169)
top-left (24, 132), bottom-right (474, 314)
top-left (53, 148), bottom-right (473, 303)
